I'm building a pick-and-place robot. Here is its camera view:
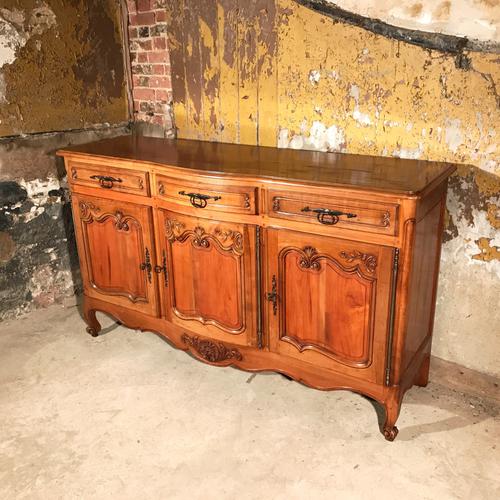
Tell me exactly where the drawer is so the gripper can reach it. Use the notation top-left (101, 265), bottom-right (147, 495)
top-left (155, 175), bottom-right (257, 214)
top-left (68, 161), bottom-right (150, 197)
top-left (268, 190), bottom-right (398, 236)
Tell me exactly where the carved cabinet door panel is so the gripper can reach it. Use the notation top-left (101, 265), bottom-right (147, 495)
top-left (266, 229), bottom-right (394, 384)
top-left (72, 194), bottom-right (158, 316)
top-left (157, 210), bottom-right (257, 346)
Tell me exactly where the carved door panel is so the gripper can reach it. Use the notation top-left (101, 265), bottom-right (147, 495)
top-left (157, 210), bottom-right (257, 347)
top-left (266, 229), bottom-right (394, 384)
top-left (72, 194), bottom-right (158, 316)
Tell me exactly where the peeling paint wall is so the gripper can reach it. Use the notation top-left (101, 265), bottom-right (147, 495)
top-left (0, 0), bottom-right (130, 320)
top-left (164, 0), bottom-right (500, 376)
top-left (0, 0), bottom-right (128, 136)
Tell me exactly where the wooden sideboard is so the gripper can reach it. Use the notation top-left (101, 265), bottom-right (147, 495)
top-left (58, 136), bottom-right (456, 440)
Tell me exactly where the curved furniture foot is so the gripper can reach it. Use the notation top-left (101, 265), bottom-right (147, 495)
top-left (383, 425), bottom-right (399, 441)
top-left (83, 305), bottom-right (101, 338)
top-left (382, 390), bottom-right (402, 441)
top-left (86, 326), bottom-right (99, 337)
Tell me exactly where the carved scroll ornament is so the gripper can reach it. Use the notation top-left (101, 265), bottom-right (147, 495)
top-left (79, 201), bottom-right (137, 232)
top-left (181, 334), bottom-right (243, 363)
top-left (339, 250), bottom-right (377, 273)
top-left (165, 219), bottom-right (244, 255)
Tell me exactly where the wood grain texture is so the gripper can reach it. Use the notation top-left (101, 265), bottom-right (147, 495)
top-left (61, 137), bottom-right (456, 440)
top-left (58, 135), bottom-right (455, 196)
top-left (72, 194), bottom-right (158, 317)
top-left (266, 228), bottom-right (393, 383)
top-left (158, 210), bottom-right (257, 346)
top-left (68, 160), bottom-right (149, 196)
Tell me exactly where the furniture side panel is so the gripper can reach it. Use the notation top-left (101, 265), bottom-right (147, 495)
top-left (401, 197), bottom-right (445, 373)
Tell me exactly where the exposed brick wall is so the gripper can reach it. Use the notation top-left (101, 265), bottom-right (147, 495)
top-left (127, 0), bottom-right (174, 135)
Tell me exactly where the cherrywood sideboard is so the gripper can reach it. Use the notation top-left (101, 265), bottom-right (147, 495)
top-left (58, 136), bottom-right (455, 440)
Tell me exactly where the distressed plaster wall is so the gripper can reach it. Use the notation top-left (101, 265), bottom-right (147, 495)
top-left (322, 0), bottom-right (500, 44)
top-left (0, 0), bottom-right (128, 135)
top-left (163, 0), bottom-right (500, 376)
top-left (0, 0), bottom-right (130, 320)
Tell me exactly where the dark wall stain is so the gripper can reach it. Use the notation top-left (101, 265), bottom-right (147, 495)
top-left (0, 0), bottom-right (128, 136)
top-left (0, 176), bottom-right (79, 318)
top-left (443, 165), bottom-right (500, 243)
top-left (0, 125), bottom-right (130, 320)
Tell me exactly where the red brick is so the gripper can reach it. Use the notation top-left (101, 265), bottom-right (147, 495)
top-left (153, 36), bottom-right (166, 50)
top-left (155, 89), bottom-right (170, 102)
top-left (152, 115), bottom-right (165, 125)
top-left (133, 100), bottom-right (141, 112)
top-left (133, 88), bottom-right (155, 100)
top-left (149, 76), bottom-right (171, 89)
top-left (148, 50), bottom-right (169, 63)
top-left (133, 75), bottom-right (150, 87)
top-left (136, 11), bottom-right (155, 25)
top-left (137, 0), bottom-right (152, 12)
top-left (128, 26), bottom-right (138, 39)
top-left (127, 0), bottom-right (137, 14)
top-left (130, 39), bottom-right (152, 51)
top-left (132, 62), bottom-right (152, 74)
top-left (152, 64), bottom-right (165, 75)
top-left (155, 10), bottom-right (167, 23)
top-left (140, 101), bottom-right (155, 113)
top-left (128, 13), bottom-right (137, 25)
top-left (137, 52), bottom-right (148, 63)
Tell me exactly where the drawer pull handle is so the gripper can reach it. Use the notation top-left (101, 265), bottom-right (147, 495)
top-left (90, 175), bottom-right (123, 189)
top-left (178, 191), bottom-right (221, 209)
top-left (301, 206), bottom-right (357, 225)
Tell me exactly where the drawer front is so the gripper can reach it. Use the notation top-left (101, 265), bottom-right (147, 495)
top-left (68, 161), bottom-right (149, 197)
top-left (156, 175), bottom-right (257, 214)
top-left (268, 190), bottom-right (398, 236)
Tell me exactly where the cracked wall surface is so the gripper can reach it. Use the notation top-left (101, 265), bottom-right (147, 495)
top-left (0, 0), bottom-right (130, 320)
top-left (164, 0), bottom-right (500, 376)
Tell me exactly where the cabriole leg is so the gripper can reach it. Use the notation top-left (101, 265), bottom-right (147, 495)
top-left (382, 390), bottom-right (402, 441)
top-left (83, 301), bottom-right (101, 337)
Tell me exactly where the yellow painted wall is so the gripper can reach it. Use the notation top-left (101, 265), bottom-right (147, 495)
top-left (165, 0), bottom-right (500, 376)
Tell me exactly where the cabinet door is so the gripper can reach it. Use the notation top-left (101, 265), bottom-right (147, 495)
top-left (266, 229), bottom-right (394, 384)
top-left (72, 194), bottom-right (158, 316)
top-left (157, 210), bottom-right (257, 346)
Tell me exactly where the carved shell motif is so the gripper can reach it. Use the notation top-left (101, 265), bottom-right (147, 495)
top-left (339, 250), bottom-right (377, 273)
top-left (181, 334), bottom-right (242, 363)
top-left (298, 246), bottom-right (322, 271)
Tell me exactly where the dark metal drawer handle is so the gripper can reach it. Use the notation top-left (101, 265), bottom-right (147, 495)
top-left (178, 191), bottom-right (221, 209)
top-left (301, 206), bottom-right (357, 225)
top-left (90, 175), bottom-right (123, 189)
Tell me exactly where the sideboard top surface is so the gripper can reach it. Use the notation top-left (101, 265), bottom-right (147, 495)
top-left (58, 135), bottom-right (456, 196)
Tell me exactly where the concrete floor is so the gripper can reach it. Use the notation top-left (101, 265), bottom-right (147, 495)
top-left (1, 304), bottom-right (499, 500)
